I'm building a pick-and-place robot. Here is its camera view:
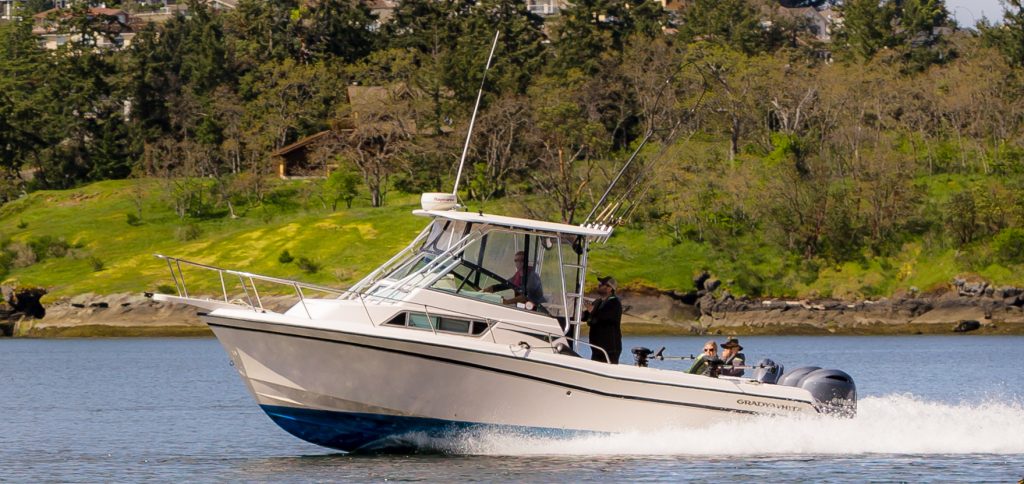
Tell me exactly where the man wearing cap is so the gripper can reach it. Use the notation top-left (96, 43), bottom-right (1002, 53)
top-left (583, 275), bottom-right (622, 364)
top-left (719, 337), bottom-right (746, 377)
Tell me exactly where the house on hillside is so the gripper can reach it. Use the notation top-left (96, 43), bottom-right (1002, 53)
top-left (273, 84), bottom-right (425, 179)
top-left (272, 130), bottom-right (337, 179)
top-left (527, 0), bottom-right (568, 17)
top-left (366, 0), bottom-right (397, 27)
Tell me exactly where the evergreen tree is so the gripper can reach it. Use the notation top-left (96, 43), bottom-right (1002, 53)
top-left (835, 0), bottom-right (900, 60)
top-left (552, 0), bottom-right (667, 73)
top-left (0, 11), bottom-right (47, 191)
top-left (676, 0), bottom-right (773, 55)
top-left (836, 0), bottom-right (952, 69)
top-left (980, 0), bottom-right (1024, 67)
top-left (453, 0), bottom-right (547, 98)
top-left (296, 0), bottom-right (379, 63)
top-left (225, 0), bottom-right (302, 67)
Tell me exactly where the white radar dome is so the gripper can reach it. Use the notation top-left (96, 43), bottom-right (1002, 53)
top-left (421, 193), bottom-right (458, 211)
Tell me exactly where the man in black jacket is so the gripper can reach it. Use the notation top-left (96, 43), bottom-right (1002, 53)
top-left (584, 276), bottom-right (622, 364)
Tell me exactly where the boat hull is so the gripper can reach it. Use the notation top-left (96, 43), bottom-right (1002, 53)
top-left (205, 314), bottom-right (817, 452)
top-left (260, 405), bottom-right (595, 452)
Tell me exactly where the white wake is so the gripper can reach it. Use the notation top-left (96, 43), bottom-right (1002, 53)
top-left (443, 395), bottom-right (1024, 456)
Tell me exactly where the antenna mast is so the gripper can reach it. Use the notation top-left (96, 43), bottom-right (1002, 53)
top-left (452, 30), bottom-right (501, 197)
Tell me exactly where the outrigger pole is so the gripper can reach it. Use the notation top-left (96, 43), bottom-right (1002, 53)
top-left (581, 61), bottom-right (710, 231)
top-left (452, 30), bottom-right (501, 198)
top-left (582, 129), bottom-right (654, 226)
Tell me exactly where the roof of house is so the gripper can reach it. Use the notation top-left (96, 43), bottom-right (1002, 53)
top-left (34, 7), bottom-right (125, 19)
top-left (271, 130), bottom-right (333, 158)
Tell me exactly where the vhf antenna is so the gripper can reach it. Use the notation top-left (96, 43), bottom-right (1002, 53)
top-left (452, 30), bottom-right (501, 197)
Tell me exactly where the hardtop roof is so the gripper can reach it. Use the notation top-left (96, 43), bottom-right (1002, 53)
top-left (413, 209), bottom-right (612, 238)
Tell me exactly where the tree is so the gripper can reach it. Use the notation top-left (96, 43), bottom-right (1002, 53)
top-left (338, 84), bottom-right (419, 207)
top-left (0, 12), bottom-right (47, 196)
top-left (551, 0), bottom-right (667, 73)
top-left (981, 0), bottom-right (1024, 67)
top-left (453, 0), bottom-right (547, 98)
top-left (242, 59), bottom-right (346, 155)
top-left (322, 168), bottom-right (361, 210)
top-left (676, 0), bottom-right (785, 55)
top-left (384, 0), bottom-right (471, 134)
top-left (835, 0), bottom-right (900, 61)
top-left (837, 0), bottom-right (953, 69)
top-left (689, 46), bottom-right (776, 161)
top-left (295, 0), bottom-right (378, 63)
top-left (225, 0), bottom-right (301, 67)
top-left (465, 94), bottom-right (534, 201)
top-left (522, 75), bottom-right (611, 223)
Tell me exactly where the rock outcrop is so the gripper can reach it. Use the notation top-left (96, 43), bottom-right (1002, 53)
top-left (618, 277), bottom-right (1024, 335)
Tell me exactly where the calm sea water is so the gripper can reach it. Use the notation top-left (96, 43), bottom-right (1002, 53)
top-left (2, 335), bottom-right (1023, 482)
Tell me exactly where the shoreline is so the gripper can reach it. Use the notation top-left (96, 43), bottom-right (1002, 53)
top-left (4, 290), bottom-right (1024, 338)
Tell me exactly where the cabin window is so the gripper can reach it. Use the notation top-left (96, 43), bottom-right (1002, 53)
top-left (438, 317), bottom-right (470, 333)
top-left (471, 321), bottom-right (490, 335)
top-left (383, 311), bottom-right (489, 336)
top-left (408, 313), bottom-right (438, 329)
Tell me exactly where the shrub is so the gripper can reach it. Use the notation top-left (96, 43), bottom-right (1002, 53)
top-left (994, 228), bottom-right (1024, 263)
top-left (88, 256), bottom-right (104, 272)
top-left (16, 220), bottom-right (27, 229)
top-left (28, 235), bottom-right (71, 259)
top-left (278, 250), bottom-right (294, 264)
top-left (175, 224), bottom-right (202, 242)
top-left (9, 242), bottom-right (36, 268)
top-left (0, 248), bottom-right (12, 279)
top-left (156, 284), bottom-right (177, 295)
top-left (126, 212), bottom-right (143, 226)
top-left (296, 257), bottom-right (320, 274)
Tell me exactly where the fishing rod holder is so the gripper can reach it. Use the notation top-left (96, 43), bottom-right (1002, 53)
top-left (632, 346), bottom-right (695, 367)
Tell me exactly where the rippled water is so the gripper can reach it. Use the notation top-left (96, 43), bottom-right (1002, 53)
top-left (2, 335), bottom-right (1023, 481)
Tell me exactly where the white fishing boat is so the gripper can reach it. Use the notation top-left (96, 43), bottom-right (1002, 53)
top-left (152, 33), bottom-right (855, 452)
top-left (153, 193), bottom-right (856, 452)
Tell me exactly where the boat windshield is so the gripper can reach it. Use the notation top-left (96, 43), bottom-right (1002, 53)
top-left (373, 218), bottom-right (584, 318)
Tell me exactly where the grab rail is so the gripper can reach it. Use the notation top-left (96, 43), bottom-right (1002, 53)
top-left (155, 254), bottom-right (607, 359)
top-left (156, 254), bottom-right (356, 320)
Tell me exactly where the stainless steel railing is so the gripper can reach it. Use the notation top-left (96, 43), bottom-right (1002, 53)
top-left (156, 254), bottom-right (356, 319)
top-left (155, 254), bottom-right (605, 359)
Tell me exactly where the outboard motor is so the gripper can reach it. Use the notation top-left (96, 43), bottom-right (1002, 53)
top-left (752, 358), bottom-right (784, 384)
top-left (799, 369), bottom-right (857, 417)
top-left (778, 366), bottom-right (821, 387)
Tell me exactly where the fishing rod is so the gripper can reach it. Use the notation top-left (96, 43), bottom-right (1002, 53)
top-left (452, 30), bottom-right (501, 200)
top-left (582, 59), bottom-right (710, 230)
top-left (582, 129), bottom-right (655, 226)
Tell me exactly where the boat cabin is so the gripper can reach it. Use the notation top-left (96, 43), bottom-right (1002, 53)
top-left (347, 207), bottom-right (611, 343)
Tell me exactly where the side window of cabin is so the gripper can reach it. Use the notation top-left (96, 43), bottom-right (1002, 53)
top-left (382, 312), bottom-right (489, 336)
top-left (409, 313), bottom-right (438, 329)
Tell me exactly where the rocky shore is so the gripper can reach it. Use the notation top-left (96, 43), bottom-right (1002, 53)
top-left (3, 277), bottom-right (1023, 337)
top-left (2, 293), bottom-right (208, 338)
top-left (621, 276), bottom-right (1024, 336)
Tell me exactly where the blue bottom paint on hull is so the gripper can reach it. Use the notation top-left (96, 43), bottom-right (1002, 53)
top-left (259, 404), bottom-right (592, 453)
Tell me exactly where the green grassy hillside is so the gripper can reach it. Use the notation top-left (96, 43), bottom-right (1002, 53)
top-left (0, 179), bottom-right (427, 299)
top-left (1, 178), bottom-right (1022, 301)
